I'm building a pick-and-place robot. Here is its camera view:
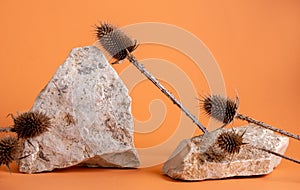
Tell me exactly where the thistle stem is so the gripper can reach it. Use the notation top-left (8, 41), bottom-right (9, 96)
top-left (127, 53), bottom-right (208, 134)
top-left (249, 145), bottom-right (300, 164)
top-left (236, 113), bottom-right (300, 141)
top-left (0, 127), bottom-right (12, 133)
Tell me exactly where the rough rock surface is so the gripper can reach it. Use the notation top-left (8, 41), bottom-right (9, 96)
top-left (162, 125), bottom-right (289, 181)
top-left (18, 46), bottom-right (140, 173)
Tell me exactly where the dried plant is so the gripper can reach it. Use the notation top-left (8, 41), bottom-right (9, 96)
top-left (199, 94), bottom-right (300, 141)
top-left (201, 95), bottom-right (238, 126)
top-left (215, 129), bottom-right (300, 164)
top-left (217, 130), bottom-right (246, 155)
top-left (0, 111), bottom-right (52, 140)
top-left (0, 136), bottom-right (19, 173)
top-left (11, 111), bottom-right (52, 139)
top-left (95, 22), bottom-right (208, 133)
top-left (96, 23), bottom-right (138, 64)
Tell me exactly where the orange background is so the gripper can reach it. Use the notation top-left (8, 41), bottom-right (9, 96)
top-left (1, 0), bottom-right (300, 189)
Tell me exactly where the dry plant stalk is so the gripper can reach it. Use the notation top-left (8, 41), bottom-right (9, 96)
top-left (95, 22), bottom-right (208, 133)
top-left (0, 111), bottom-right (52, 139)
top-left (0, 111), bottom-right (52, 172)
top-left (216, 129), bottom-right (300, 164)
top-left (199, 94), bottom-right (300, 141)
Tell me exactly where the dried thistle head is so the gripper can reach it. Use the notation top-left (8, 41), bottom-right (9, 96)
top-left (95, 22), bottom-right (138, 64)
top-left (11, 111), bottom-right (52, 139)
top-left (0, 136), bottom-right (19, 170)
top-left (200, 94), bottom-right (239, 125)
top-left (217, 130), bottom-right (246, 155)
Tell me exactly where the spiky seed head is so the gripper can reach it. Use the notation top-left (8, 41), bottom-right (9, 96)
top-left (11, 111), bottom-right (52, 139)
top-left (0, 136), bottom-right (19, 167)
top-left (95, 23), bottom-right (138, 63)
top-left (200, 95), bottom-right (238, 125)
top-left (217, 130), bottom-right (246, 155)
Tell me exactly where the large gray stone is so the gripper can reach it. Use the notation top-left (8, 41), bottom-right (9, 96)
top-left (18, 46), bottom-right (140, 173)
top-left (162, 125), bottom-right (289, 181)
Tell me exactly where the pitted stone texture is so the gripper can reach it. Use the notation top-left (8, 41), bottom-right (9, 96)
top-left (162, 125), bottom-right (289, 181)
top-left (18, 46), bottom-right (140, 173)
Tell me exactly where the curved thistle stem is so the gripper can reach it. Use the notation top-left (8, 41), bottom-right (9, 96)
top-left (246, 144), bottom-right (300, 164)
top-left (126, 52), bottom-right (208, 134)
top-left (236, 113), bottom-right (300, 141)
top-left (0, 127), bottom-right (13, 133)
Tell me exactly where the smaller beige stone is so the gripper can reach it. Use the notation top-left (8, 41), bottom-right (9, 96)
top-left (162, 125), bottom-right (289, 181)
